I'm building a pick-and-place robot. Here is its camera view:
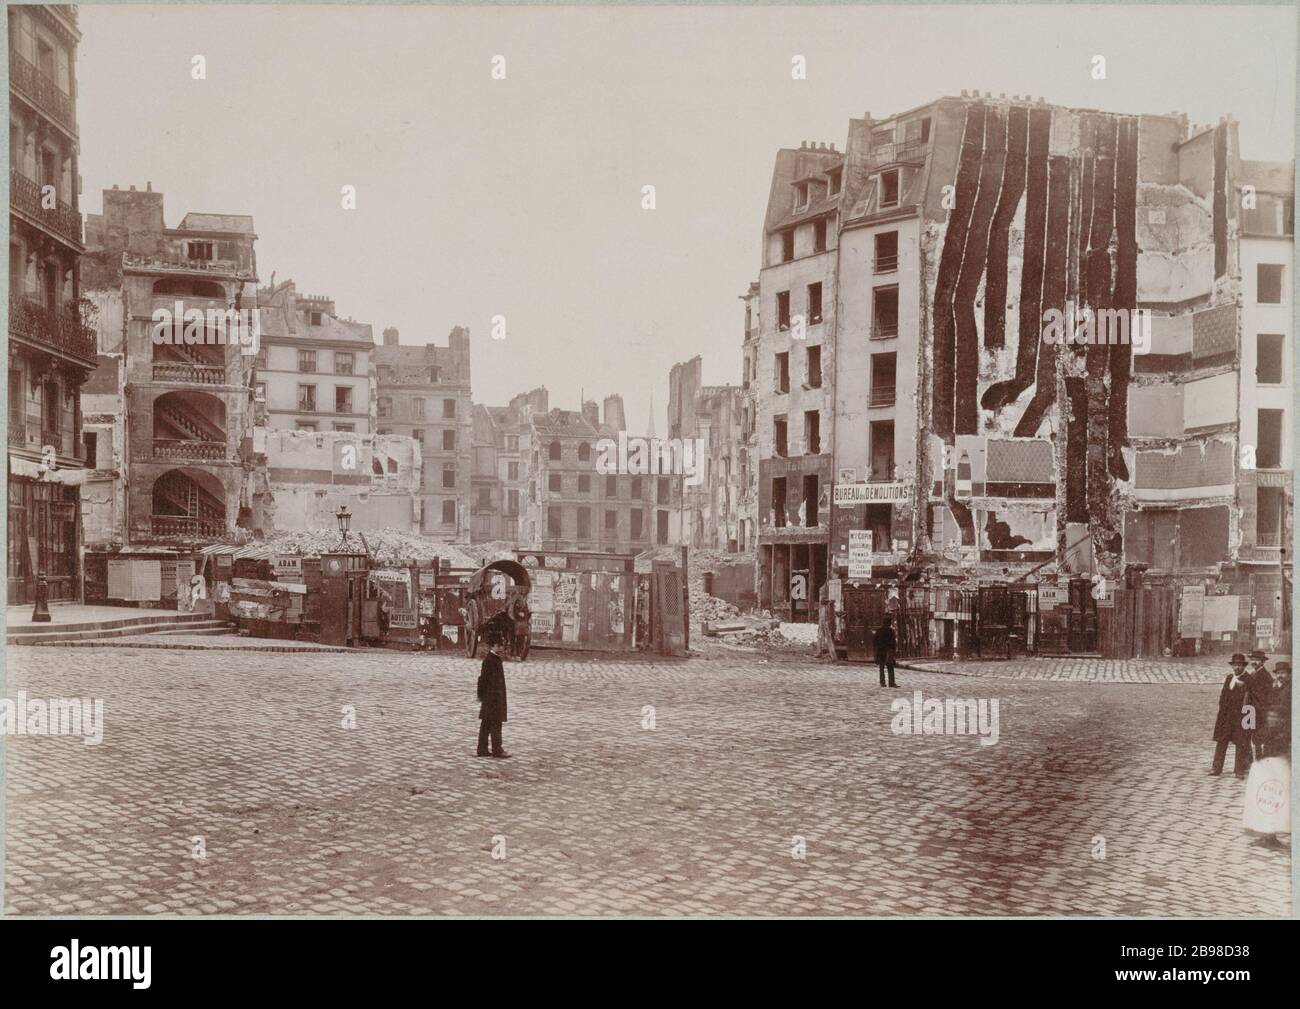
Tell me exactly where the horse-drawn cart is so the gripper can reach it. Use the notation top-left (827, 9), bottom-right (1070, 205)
top-left (462, 559), bottom-right (532, 660)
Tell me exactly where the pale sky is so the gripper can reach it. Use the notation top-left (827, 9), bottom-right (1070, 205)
top-left (76, 3), bottom-right (1296, 434)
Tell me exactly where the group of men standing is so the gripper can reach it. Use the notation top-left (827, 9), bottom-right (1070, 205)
top-left (1212, 650), bottom-right (1292, 776)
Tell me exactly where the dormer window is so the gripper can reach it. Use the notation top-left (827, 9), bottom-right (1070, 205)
top-left (827, 167), bottom-right (842, 197)
top-left (880, 169), bottom-right (900, 209)
top-left (794, 181), bottom-right (809, 211)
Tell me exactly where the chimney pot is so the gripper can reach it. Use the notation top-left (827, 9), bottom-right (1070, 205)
top-left (146, 181), bottom-right (152, 192)
top-left (960, 89), bottom-right (968, 97)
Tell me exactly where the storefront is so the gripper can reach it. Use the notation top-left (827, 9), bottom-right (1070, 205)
top-left (7, 474), bottom-right (81, 605)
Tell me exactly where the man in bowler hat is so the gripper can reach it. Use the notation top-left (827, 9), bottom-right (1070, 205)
top-left (476, 631), bottom-right (511, 758)
top-left (873, 615), bottom-right (897, 688)
top-left (1211, 653), bottom-right (1254, 777)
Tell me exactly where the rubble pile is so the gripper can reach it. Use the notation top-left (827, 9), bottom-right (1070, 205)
top-left (723, 623), bottom-right (818, 652)
top-left (265, 527), bottom-right (476, 568)
top-left (690, 584), bottom-right (739, 623)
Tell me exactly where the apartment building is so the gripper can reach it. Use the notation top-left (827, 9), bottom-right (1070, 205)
top-left (81, 185), bottom-right (258, 546)
top-left (755, 141), bottom-right (842, 617)
top-left (522, 399), bottom-right (679, 553)
top-left (7, 3), bottom-right (92, 603)
top-left (256, 280), bottom-right (375, 433)
top-left (373, 326), bottom-right (473, 543)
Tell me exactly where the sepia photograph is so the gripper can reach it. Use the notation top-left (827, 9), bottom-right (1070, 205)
top-left (1, 0), bottom-right (1296, 943)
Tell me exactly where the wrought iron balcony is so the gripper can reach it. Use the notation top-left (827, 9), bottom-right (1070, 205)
top-left (869, 383), bottom-right (897, 407)
top-left (874, 254), bottom-right (898, 273)
top-left (10, 170), bottom-right (83, 247)
top-left (8, 50), bottom-right (76, 133)
top-left (122, 251), bottom-right (248, 278)
top-left (9, 294), bottom-right (97, 367)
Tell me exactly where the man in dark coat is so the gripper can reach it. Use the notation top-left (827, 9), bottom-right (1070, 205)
top-left (476, 632), bottom-right (511, 758)
top-left (1257, 661), bottom-right (1291, 759)
top-left (1212, 653), bottom-right (1254, 777)
top-left (873, 616), bottom-right (897, 688)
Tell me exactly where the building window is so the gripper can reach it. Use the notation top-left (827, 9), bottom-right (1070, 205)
top-left (549, 472), bottom-right (562, 493)
top-left (806, 345), bottom-right (822, 388)
top-left (549, 439), bottom-right (562, 461)
top-left (428, 367), bottom-right (440, 383)
top-left (803, 474), bottom-right (819, 528)
top-left (880, 170), bottom-right (900, 208)
top-left (413, 397), bottom-right (426, 420)
top-left (774, 415), bottom-right (788, 457)
top-left (297, 384), bottom-right (317, 412)
top-left (813, 218), bottom-right (828, 253)
top-left (295, 421), bottom-right (317, 432)
top-left (827, 168), bottom-right (842, 197)
top-left (507, 489), bottom-right (519, 515)
top-left (919, 117), bottom-right (931, 143)
top-left (875, 231), bottom-right (898, 273)
top-left (505, 434), bottom-right (519, 451)
top-left (777, 290), bottom-right (791, 331)
top-left (1258, 263), bottom-right (1284, 304)
top-left (578, 442), bottom-right (591, 462)
top-left (333, 422), bottom-right (354, 432)
top-left (794, 182), bottom-right (809, 211)
top-left (443, 398), bottom-right (456, 418)
top-left (772, 476), bottom-right (787, 527)
top-left (657, 477), bottom-right (670, 504)
top-left (577, 506), bottom-right (591, 539)
top-left (254, 382), bottom-right (266, 401)
top-left (605, 509), bottom-right (617, 531)
top-left (1257, 486), bottom-right (1284, 547)
top-left (442, 499), bottom-right (456, 525)
top-left (807, 282), bottom-right (823, 324)
top-left (308, 311), bottom-right (323, 326)
top-left (578, 474), bottom-right (591, 493)
top-left (605, 474), bottom-right (618, 496)
top-left (413, 429), bottom-right (425, 445)
top-left (630, 476), bottom-right (643, 499)
top-left (631, 508), bottom-right (644, 540)
top-left (805, 410), bottom-right (821, 454)
top-left (775, 352), bottom-right (790, 393)
top-left (548, 506), bottom-right (562, 537)
top-left (187, 241), bottom-right (214, 261)
top-left (477, 486), bottom-right (492, 509)
top-left (443, 463), bottom-right (456, 488)
top-left (870, 420), bottom-right (895, 480)
top-left (781, 230), bottom-right (794, 263)
top-left (508, 461), bottom-right (520, 481)
top-left (870, 353), bottom-right (897, 407)
top-left (1257, 334), bottom-right (1284, 384)
top-left (378, 396), bottom-right (391, 419)
top-left (297, 349), bottom-right (317, 372)
top-left (334, 351), bottom-right (355, 375)
top-left (335, 387), bottom-right (353, 413)
top-left (1257, 408), bottom-right (1284, 468)
top-left (873, 285), bottom-right (899, 338)
top-left (443, 429), bottom-right (456, 451)
top-left (656, 509), bottom-right (669, 545)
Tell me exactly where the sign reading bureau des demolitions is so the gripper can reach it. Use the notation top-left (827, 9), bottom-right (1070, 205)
top-left (833, 482), bottom-right (909, 506)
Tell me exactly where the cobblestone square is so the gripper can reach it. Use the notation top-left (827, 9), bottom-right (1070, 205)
top-left (2, 645), bottom-right (1290, 916)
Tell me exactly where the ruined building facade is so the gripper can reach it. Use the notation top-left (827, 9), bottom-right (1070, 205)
top-left (7, 3), bottom-right (92, 603)
top-left (373, 326), bottom-right (473, 543)
top-left (81, 186), bottom-right (259, 546)
top-left (753, 93), bottom-right (1293, 619)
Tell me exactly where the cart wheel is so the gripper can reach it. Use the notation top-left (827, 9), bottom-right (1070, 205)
top-left (464, 601), bottom-right (479, 658)
top-left (516, 632), bottom-right (530, 662)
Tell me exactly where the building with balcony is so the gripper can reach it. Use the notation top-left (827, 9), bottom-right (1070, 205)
top-left (81, 184), bottom-right (259, 545)
top-left (7, 3), bottom-right (92, 604)
top-left (255, 279), bottom-right (375, 434)
top-left (373, 326), bottom-right (473, 543)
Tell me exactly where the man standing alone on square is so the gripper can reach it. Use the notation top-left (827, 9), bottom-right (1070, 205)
top-left (476, 632), bottom-right (511, 758)
top-left (873, 615), bottom-right (897, 688)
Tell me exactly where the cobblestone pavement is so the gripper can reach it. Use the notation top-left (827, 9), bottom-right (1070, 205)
top-left (2, 646), bottom-right (1290, 917)
top-left (900, 655), bottom-right (1267, 684)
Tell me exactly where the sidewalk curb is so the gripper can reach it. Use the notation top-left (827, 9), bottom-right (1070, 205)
top-left (13, 640), bottom-right (350, 654)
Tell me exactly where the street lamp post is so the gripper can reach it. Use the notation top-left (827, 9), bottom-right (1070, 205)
top-left (336, 504), bottom-right (352, 547)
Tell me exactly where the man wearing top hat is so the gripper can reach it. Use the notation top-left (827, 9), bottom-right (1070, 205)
top-left (1211, 653), bottom-right (1255, 777)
